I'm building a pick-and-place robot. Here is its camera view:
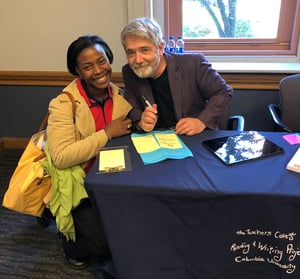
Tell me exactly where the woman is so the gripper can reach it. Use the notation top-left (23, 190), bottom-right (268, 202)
top-left (46, 35), bottom-right (132, 271)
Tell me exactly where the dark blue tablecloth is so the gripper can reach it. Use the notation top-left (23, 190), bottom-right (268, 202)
top-left (85, 130), bottom-right (300, 279)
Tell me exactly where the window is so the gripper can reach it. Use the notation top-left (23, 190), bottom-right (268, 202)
top-left (164, 0), bottom-right (300, 56)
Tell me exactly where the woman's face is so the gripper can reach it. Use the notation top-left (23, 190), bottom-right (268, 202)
top-left (76, 44), bottom-right (112, 95)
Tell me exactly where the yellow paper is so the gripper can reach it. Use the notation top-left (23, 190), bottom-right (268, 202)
top-left (99, 149), bottom-right (125, 172)
top-left (131, 134), bottom-right (160, 153)
top-left (154, 133), bottom-right (182, 149)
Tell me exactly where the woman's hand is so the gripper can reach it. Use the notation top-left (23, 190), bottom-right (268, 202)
top-left (105, 116), bottom-right (132, 139)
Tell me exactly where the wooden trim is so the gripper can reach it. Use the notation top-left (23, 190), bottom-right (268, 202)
top-left (0, 71), bottom-right (73, 86)
top-left (0, 138), bottom-right (4, 149)
top-left (221, 73), bottom-right (288, 90)
top-left (1, 137), bottom-right (29, 149)
top-left (0, 71), bottom-right (125, 88)
top-left (0, 70), bottom-right (290, 90)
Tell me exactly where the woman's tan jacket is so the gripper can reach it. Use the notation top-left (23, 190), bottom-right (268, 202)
top-left (47, 79), bottom-right (132, 169)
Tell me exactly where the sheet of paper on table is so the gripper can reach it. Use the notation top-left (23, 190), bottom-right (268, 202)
top-left (286, 147), bottom-right (300, 173)
top-left (283, 133), bottom-right (300, 145)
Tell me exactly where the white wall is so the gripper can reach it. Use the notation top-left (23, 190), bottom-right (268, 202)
top-left (0, 0), bottom-right (149, 72)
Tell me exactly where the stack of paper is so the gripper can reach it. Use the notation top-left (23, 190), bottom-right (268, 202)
top-left (286, 147), bottom-right (300, 173)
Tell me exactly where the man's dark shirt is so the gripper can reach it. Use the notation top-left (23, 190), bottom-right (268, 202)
top-left (149, 68), bottom-right (177, 129)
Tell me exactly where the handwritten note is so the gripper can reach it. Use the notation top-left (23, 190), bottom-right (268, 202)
top-left (230, 228), bottom-right (298, 274)
top-left (155, 133), bottom-right (182, 149)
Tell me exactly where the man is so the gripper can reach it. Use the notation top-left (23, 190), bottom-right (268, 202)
top-left (121, 17), bottom-right (232, 136)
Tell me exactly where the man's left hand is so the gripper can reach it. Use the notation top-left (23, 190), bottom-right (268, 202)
top-left (175, 118), bottom-right (206, 136)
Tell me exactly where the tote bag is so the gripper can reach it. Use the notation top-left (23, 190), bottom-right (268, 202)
top-left (2, 130), bottom-right (51, 216)
top-left (2, 91), bottom-right (76, 217)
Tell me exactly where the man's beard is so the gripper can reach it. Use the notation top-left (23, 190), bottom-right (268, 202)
top-left (132, 63), bottom-right (157, 78)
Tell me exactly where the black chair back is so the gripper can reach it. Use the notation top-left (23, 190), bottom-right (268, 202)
top-left (280, 74), bottom-right (300, 132)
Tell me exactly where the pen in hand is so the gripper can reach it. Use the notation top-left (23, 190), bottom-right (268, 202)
top-left (142, 95), bottom-right (152, 108)
top-left (142, 95), bottom-right (158, 117)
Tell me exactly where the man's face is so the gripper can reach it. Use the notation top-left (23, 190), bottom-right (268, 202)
top-left (124, 35), bottom-right (164, 79)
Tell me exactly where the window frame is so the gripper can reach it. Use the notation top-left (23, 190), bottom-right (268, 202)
top-left (163, 0), bottom-right (300, 56)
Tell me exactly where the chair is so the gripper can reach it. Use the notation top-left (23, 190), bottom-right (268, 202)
top-left (268, 74), bottom-right (300, 132)
top-left (219, 98), bottom-right (245, 131)
top-left (226, 115), bottom-right (245, 131)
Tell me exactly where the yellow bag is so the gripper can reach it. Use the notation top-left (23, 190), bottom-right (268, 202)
top-left (2, 130), bottom-right (51, 217)
top-left (2, 91), bottom-right (76, 217)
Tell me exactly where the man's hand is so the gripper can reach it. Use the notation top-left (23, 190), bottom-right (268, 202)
top-left (175, 117), bottom-right (206, 136)
top-left (138, 104), bottom-right (158, 132)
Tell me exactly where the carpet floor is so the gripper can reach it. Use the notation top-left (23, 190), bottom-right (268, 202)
top-left (0, 148), bottom-right (113, 279)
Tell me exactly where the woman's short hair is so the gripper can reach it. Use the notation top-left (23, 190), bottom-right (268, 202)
top-left (67, 35), bottom-right (113, 76)
top-left (120, 17), bottom-right (163, 49)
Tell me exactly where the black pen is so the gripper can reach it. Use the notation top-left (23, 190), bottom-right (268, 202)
top-left (142, 95), bottom-right (152, 107)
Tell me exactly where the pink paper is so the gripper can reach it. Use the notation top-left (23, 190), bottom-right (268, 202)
top-left (283, 133), bottom-right (300, 145)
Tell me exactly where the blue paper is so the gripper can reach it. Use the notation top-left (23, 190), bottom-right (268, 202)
top-left (131, 130), bottom-right (193, 165)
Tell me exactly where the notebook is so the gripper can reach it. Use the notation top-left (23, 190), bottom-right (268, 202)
top-left (202, 131), bottom-right (284, 165)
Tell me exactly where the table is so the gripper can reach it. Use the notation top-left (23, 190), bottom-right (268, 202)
top-left (85, 130), bottom-right (300, 279)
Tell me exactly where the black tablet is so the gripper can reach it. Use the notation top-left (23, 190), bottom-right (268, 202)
top-left (202, 131), bottom-right (284, 165)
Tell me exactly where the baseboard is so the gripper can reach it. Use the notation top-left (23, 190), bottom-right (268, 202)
top-left (1, 137), bottom-right (29, 149)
